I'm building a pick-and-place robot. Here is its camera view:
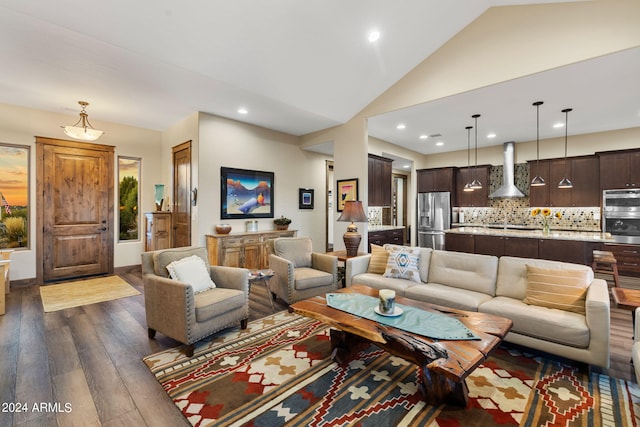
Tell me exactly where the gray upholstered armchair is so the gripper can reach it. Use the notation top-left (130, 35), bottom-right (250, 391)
top-left (141, 246), bottom-right (249, 357)
top-left (268, 237), bottom-right (339, 304)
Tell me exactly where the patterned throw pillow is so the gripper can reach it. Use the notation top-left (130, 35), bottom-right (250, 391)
top-left (383, 246), bottom-right (421, 283)
top-left (367, 244), bottom-right (390, 274)
top-left (523, 265), bottom-right (589, 314)
top-left (166, 255), bottom-right (216, 294)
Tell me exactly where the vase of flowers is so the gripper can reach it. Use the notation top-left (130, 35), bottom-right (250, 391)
top-left (531, 207), bottom-right (561, 234)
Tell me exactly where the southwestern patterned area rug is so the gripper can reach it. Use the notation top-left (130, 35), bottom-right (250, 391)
top-left (143, 311), bottom-right (640, 427)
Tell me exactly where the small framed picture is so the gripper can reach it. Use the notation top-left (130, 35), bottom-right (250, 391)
top-left (337, 178), bottom-right (358, 212)
top-left (299, 188), bottom-right (314, 209)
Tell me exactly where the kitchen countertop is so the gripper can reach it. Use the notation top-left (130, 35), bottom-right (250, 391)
top-left (368, 225), bottom-right (405, 232)
top-left (446, 226), bottom-right (616, 243)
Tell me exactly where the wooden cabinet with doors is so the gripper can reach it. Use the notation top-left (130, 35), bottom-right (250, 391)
top-left (368, 154), bottom-right (393, 206)
top-left (206, 230), bottom-right (296, 270)
top-left (604, 243), bottom-right (640, 276)
top-left (444, 232), bottom-right (474, 253)
top-left (474, 234), bottom-right (539, 258)
top-left (569, 156), bottom-right (600, 206)
top-left (597, 149), bottom-right (640, 190)
top-left (145, 212), bottom-right (173, 251)
top-left (528, 160), bottom-right (550, 207)
top-left (528, 156), bottom-right (599, 207)
top-left (368, 228), bottom-right (405, 251)
top-left (455, 165), bottom-right (491, 207)
top-left (417, 167), bottom-right (456, 193)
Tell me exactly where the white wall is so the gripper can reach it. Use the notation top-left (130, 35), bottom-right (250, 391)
top-left (0, 102), bottom-right (163, 281)
top-left (197, 113), bottom-right (331, 252)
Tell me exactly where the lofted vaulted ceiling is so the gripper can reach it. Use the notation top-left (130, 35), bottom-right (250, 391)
top-left (0, 0), bottom-right (580, 140)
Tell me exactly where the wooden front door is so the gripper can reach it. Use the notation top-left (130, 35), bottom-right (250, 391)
top-left (172, 141), bottom-right (191, 248)
top-left (36, 137), bottom-right (114, 283)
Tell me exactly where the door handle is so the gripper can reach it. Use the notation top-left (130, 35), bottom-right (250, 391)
top-left (101, 227), bottom-right (107, 231)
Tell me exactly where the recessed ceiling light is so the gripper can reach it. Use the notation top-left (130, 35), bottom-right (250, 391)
top-left (435, 141), bottom-right (444, 146)
top-left (403, 164), bottom-right (410, 169)
top-left (419, 134), bottom-right (428, 140)
top-left (238, 107), bottom-right (248, 114)
top-left (396, 123), bottom-right (406, 130)
top-left (553, 122), bottom-right (564, 128)
top-left (368, 30), bottom-right (380, 43)
top-left (487, 133), bottom-right (496, 138)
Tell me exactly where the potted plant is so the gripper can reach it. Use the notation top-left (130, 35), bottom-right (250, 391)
top-left (274, 215), bottom-right (292, 230)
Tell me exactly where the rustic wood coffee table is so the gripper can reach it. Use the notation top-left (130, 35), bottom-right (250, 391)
top-left (289, 284), bottom-right (512, 406)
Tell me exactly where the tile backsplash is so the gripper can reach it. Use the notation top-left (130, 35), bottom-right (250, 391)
top-left (368, 206), bottom-right (383, 226)
top-left (459, 203), bottom-right (601, 231)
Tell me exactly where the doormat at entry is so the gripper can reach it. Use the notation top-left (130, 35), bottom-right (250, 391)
top-left (40, 275), bottom-right (140, 312)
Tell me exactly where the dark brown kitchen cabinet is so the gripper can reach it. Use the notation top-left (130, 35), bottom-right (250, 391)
top-left (604, 243), bottom-right (640, 276)
top-left (528, 156), bottom-right (599, 207)
top-left (528, 160), bottom-right (550, 207)
top-left (505, 236), bottom-right (540, 258)
top-left (444, 233), bottom-right (474, 253)
top-left (455, 165), bottom-right (491, 207)
top-left (417, 167), bottom-right (456, 193)
top-left (598, 149), bottom-right (640, 190)
top-left (368, 154), bottom-right (392, 206)
top-left (570, 156), bottom-right (600, 206)
top-left (538, 239), bottom-right (599, 265)
top-left (474, 234), bottom-right (539, 258)
top-left (474, 234), bottom-right (504, 257)
top-left (368, 228), bottom-right (406, 251)
top-left (548, 158), bottom-right (572, 207)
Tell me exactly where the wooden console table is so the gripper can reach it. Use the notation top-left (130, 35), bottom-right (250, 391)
top-left (206, 229), bottom-right (296, 270)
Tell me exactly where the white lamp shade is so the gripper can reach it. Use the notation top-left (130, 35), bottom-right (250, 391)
top-left (63, 125), bottom-right (104, 141)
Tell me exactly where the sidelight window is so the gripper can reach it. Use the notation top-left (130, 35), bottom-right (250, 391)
top-left (0, 143), bottom-right (29, 249)
top-left (118, 156), bottom-right (141, 242)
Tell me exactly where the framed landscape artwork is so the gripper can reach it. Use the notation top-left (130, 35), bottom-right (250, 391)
top-left (299, 188), bottom-right (314, 209)
top-left (221, 167), bottom-right (274, 219)
top-left (337, 178), bottom-right (358, 212)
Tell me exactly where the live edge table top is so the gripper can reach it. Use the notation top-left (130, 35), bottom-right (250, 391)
top-left (289, 285), bottom-right (513, 386)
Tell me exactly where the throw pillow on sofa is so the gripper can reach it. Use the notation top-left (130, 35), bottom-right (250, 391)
top-left (367, 244), bottom-right (390, 274)
top-left (383, 246), bottom-right (421, 283)
top-left (166, 255), bottom-right (216, 294)
top-left (523, 264), bottom-right (589, 314)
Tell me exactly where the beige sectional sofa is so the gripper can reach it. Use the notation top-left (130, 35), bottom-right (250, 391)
top-left (346, 246), bottom-right (610, 368)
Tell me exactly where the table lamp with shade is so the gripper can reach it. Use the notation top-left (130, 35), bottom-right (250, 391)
top-left (337, 200), bottom-right (368, 257)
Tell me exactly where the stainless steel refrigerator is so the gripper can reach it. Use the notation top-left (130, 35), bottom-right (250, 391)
top-left (417, 192), bottom-right (451, 250)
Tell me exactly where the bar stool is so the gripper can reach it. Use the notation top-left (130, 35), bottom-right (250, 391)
top-left (592, 250), bottom-right (620, 288)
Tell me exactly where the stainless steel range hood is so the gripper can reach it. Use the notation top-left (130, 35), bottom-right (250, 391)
top-left (489, 141), bottom-right (525, 198)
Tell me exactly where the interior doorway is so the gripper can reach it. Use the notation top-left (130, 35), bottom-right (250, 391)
top-left (392, 173), bottom-right (409, 243)
top-left (172, 141), bottom-right (192, 248)
top-left (325, 160), bottom-right (334, 252)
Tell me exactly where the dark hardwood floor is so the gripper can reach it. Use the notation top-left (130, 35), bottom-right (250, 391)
top-left (0, 269), bottom-right (636, 426)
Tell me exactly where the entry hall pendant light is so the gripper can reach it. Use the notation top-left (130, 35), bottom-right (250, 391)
top-left (558, 108), bottom-right (573, 189)
top-left (530, 101), bottom-right (546, 187)
top-left (463, 126), bottom-right (474, 192)
top-left (470, 114), bottom-right (482, 189)
top-left (62, 101), bottom-right (104, 141)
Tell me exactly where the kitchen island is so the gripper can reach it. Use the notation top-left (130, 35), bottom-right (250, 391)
top-left (445, 226), bottom-right (616, 265)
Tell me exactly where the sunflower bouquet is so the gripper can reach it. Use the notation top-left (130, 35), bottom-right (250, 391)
top-left (531, 207), bottom-right (561, 233)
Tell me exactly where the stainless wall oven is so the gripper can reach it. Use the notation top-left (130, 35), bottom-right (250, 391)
top-left (603, 189), bottom-right (640, 244)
